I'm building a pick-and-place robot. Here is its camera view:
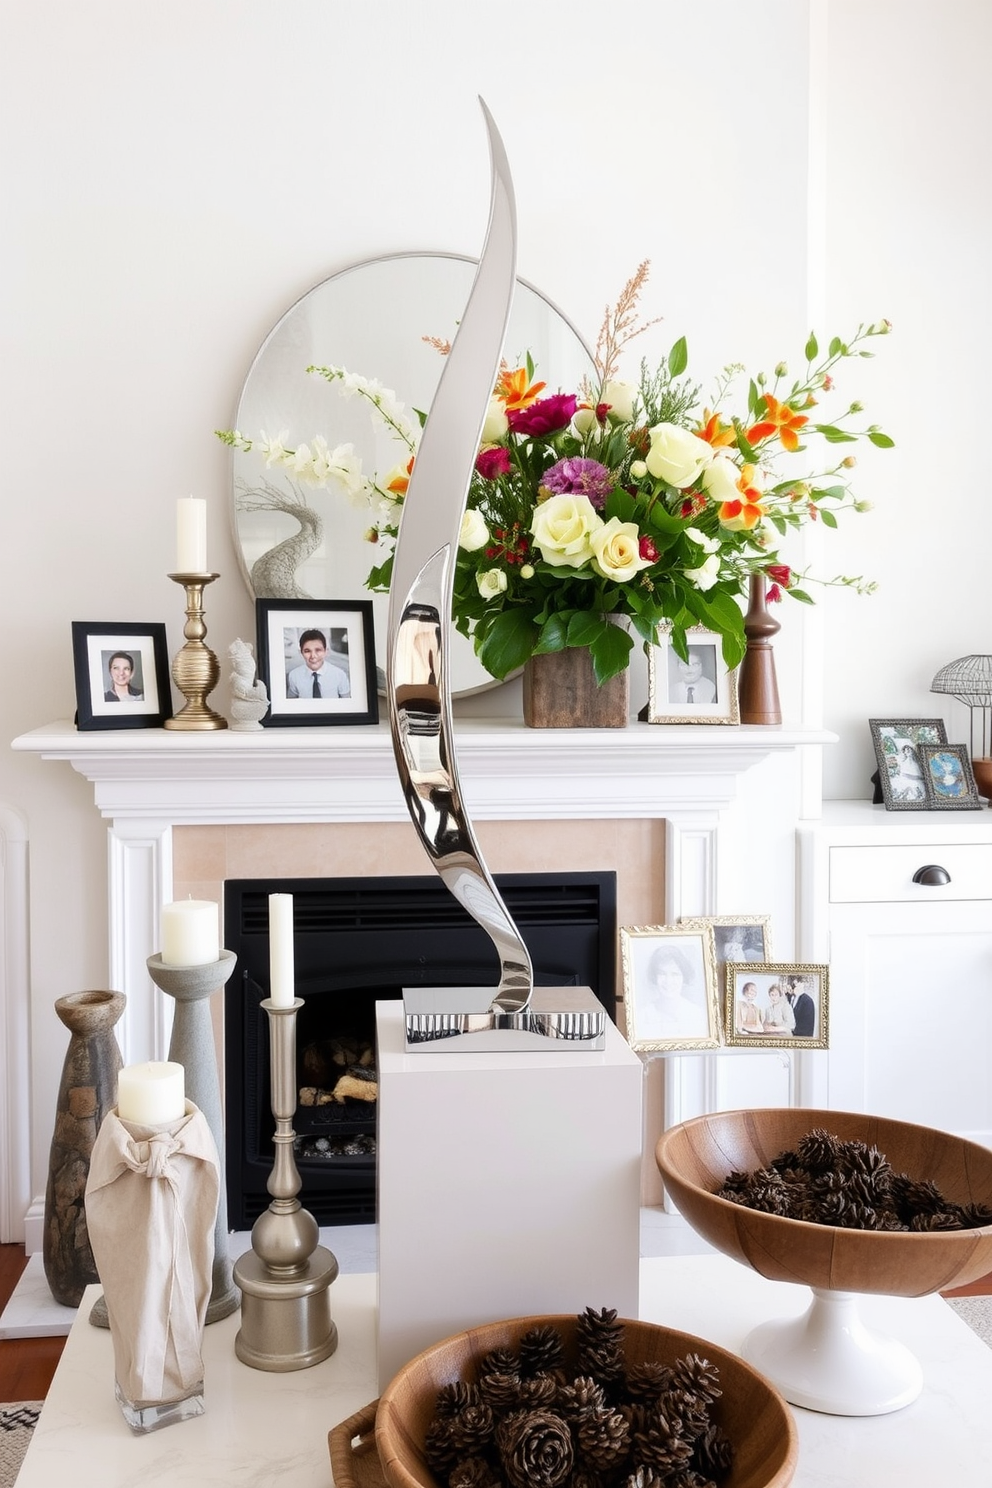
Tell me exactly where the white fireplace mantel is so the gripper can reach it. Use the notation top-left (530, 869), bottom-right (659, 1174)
top-left (15, 717), bottom-right (829, 825)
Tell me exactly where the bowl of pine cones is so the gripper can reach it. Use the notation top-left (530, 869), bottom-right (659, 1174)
top-left (655, 1108), bottom-right (992, 1415)
top-left (374, 1308), bottom-right (798, 1488)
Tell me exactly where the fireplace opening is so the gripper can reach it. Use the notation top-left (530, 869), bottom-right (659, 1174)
top-left (224, 871), bottom-right (617, 1228)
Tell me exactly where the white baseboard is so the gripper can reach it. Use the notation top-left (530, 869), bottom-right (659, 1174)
top-left (23, 1196), bottom-right (45, 1256)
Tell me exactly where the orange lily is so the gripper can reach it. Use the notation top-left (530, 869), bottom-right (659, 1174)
top-left (746, 393), bottom-right (808, 452)
top-left (496, 366), bottom-right (547, 411)
top-left (386, 455), bottom-right (415, 496)
top-left (718, 463), bottom-right (767, 531)
top-left (695, 408), bottom-right (736, 448)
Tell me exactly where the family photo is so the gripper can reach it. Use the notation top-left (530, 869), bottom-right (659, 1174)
top-left (255, 599), bottom-right (378, 726)
top-left (724, 964), bottom-right (829, 1049)
top-left (621, 926), bottom-right (720, 1052)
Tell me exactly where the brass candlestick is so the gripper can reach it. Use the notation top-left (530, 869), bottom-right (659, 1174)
top-left (233, 998), bottom-right (338, 1371)
top-left (165, 572), bottom-right (227, 730)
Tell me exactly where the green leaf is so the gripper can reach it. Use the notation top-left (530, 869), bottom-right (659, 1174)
top-left (787, 588), bottom-right (814, 605)
top-left (533, 612), bottom-right (569, 653)
top-left (477, 609), bottom-right (540, 679)
top-left (804, 331), bottom-right (819, 361)
top-left (668, 337), bottom-right (688, 376)
top-left (818, 508), bottom-right (838, 528)
top-left (606, 487), bottom-right (636, 524)
top-left (828, 336), bottom-right (844, 357)
top-left (589, 622), bottom-right (634, 684)
top-left (812, 424), bottom-right (857, 443)
top-left (868, 430), bottom-right (895, 448)
top-left (565, 612), bottom-right (608, 648)
top-left (747, 378), bottom-right (760, 415)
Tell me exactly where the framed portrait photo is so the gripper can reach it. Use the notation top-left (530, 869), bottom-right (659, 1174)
top-left (71, 621), bottom-right (172, 730)
top-left (724, 962), bottom-right (829, 1050)
top-left (620, 924), bottom-right (720, 1053)
top-left (919, 743), bottom-right (983, 810)
top-left (869, 718), bottom-right (948, 810)
top-left (679, 915), bottom-right (772, 968)
top-left (256, 599), bottom-right (378, 727)
top-left (646, 625), bottom-right (739, 725)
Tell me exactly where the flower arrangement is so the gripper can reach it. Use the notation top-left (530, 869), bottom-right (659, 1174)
top-left (219, 263), bottom-right (891, 684)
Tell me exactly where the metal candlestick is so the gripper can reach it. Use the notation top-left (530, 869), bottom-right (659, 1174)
top-left (148, 950), bottom-right (241, 1322)
top-left (233, 998), bottom-right (338, 1371)
top-left (165, 572), bottom-right (227, 730)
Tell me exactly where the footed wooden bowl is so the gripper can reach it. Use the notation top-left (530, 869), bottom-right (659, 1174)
top-left (655, 1107), bottom-right (992, 1297)
top-left (377, 1313), bottom-right (798, 1488)
top-left (656, 1108), bottom-right (992, 1415)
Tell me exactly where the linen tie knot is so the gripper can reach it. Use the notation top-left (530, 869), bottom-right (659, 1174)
top-left (124, 1130), bottom-right (182, 1180)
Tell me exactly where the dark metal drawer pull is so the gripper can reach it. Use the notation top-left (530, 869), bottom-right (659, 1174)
top-left (912, 864), bottom-right (951, 886)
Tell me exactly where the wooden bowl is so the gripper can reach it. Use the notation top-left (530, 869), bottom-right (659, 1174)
top-left (377, 1312), bottom-right (798, 1488)
top-left (656, 1107), bottom-right (992, 1297)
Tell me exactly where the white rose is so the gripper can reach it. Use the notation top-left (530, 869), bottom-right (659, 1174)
top-left (481, 398), bottom-right (508, 443)
top-left (572, 406), bottom-right (599, 436)
top-left (684, 526), bottom-right (719, 554)
top-left (530, 492), bottom-right (603, 567)
top-left (645, 423), bottom-right (713, 488)
top-left (590, 517), bottom-right (651, 582)
top-left (459, 509), bottom-right (490, 552)
top-left (684, 554), bottom-right (721, 591)
top-left (602, 379), bottom-right (637, 422)
top-left (700, 455), bottom-right (743, 505)
top-left (476, 567), bottom-right (508, 600)
top-left (629, 459), bottom-right (648, 480)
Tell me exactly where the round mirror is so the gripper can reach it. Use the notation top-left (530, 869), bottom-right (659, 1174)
top-left (229, 252), bottom-right (596, 697)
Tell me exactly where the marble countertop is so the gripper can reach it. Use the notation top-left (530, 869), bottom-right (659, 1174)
top-left (16, 1256), bottom-right (992, 1486)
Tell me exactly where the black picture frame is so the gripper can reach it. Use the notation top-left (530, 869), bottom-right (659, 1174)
top-left (869, 717), bottom-right (948, 810)
top-left (71, 622), bottom-right (172, 730)
top-left (919, 743), bottom-right (983, 810)
top-left (255, 599), bottom-right (378, 726)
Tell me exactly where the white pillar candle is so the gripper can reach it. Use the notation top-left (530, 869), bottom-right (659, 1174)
top-left (161, 899), bottom-right (220, 966)
top-left (176, 494), bottom-right (207, 572)
top-left (117, 1061), bottom-right (186, 1125)
top-left (268, 892), bottom-right (296, 1006)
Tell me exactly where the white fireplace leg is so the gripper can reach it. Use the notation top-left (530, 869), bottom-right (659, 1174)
top-left (108, 819), bottom-right (174, 1065)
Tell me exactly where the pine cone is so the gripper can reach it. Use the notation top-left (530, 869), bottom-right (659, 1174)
top-left (797, 1127), bottom-right (842, 1173)
top-left (575, 1407), bottom-right (631, 1472)
top-left (623, 1468), bottom-right (668, 1488)
top-left (479, 1371), bottom-right (524, 1412)
top-left (658, 1388), bottom-right (708, 1443)
top-left (576, 1309), bottom-right (625, 1390)
top-left (959, 1201), bottom-right (992, 1228)
top-left (436, 1381), bottom-right (481, 1417)
top-left (556, 1376), bottom-right (606, 1422)
top-left (910, 1210), bottom-right (964, 1232)
top-left (692, 1422), bottom-right (733, 1478)
top-left (424, 1416), bottom-right (459, 1471)
top-left (496, 1409), bottom-right (574, 1488)
top-left (448, 1402), bottom-right (496, 1454)
top-left (633, 1410), bottom-right (694, 1475)
top-left (479, 1347), bottom-right (520, 1377)
top-left (625, 1362), bottom-right (674, 1403)
top-left (449, 1456), bottom-right (502, 1488)
top-left (518, 1376), bottom-right (559, 1410)
top-left (666, 1471), bottom-right (714, 1488)
top-left (518, 1325), bottom-right (565, 1377)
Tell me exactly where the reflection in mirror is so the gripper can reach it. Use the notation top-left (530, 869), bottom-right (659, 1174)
top-left (228, 253), bottom-right (596, 697)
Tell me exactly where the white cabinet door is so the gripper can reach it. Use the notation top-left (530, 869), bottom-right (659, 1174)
top-left (827, 898), bottom-right (992, 1145)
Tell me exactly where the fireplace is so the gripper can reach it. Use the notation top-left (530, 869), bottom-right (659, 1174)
top-left (223, 870), bottom-right (617, 1228)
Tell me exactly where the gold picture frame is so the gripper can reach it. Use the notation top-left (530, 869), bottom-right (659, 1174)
top-left (723, 962), bottom-right (829, 1050)
top-left (620, 924), bottom-right (720, 1053)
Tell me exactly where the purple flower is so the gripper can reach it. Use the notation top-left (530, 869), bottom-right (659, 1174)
top-left (507, 393), bottom-right (578, 437)
top-left (541, 457), bottom-right (614, 510)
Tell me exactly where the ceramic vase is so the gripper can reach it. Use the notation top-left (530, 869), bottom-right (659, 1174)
top-left (43, 989), bottom-right (125, 1307)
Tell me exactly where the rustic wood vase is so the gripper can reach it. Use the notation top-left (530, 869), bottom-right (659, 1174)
top-left (43, 989), bottom-right (125, 1307)
top-left (522, 647), bottom-right (629, 729)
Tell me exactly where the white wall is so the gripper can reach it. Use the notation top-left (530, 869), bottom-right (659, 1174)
top-left (2, 0), bottom-right (989, 1218)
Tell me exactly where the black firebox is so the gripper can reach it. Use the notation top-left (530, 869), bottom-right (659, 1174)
top-left (223, 871), bottom-right (617, 1228)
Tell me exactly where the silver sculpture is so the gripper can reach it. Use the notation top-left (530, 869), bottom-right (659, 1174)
top-left (386, 100), bottom-right (604, 1051)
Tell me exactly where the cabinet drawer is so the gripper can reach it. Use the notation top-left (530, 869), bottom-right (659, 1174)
top-left (829, 843), bottom-right (992, 903)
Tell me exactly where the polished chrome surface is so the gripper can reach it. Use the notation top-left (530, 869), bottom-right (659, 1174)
top-left (403, 985), bottom-right (607, 1052)
top-left (386, 101), bottom-right (533, 1015)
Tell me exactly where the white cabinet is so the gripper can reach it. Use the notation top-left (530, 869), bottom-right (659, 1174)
top-left (799, 803), bottom-right (992, 1146)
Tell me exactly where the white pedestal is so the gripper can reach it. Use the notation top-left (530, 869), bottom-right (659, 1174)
top-left (375, 999), bottom-right (642, 1390)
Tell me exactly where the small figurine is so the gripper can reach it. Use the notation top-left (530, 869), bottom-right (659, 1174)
top-left (228, 638), bottom-right (268, 731)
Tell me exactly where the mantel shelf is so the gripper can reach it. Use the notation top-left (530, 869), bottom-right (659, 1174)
top-left (14, 718), bottom-right (835, 824)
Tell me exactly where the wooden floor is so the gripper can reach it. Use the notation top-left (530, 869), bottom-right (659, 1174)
top-left (1, 1237), bottom-right (990, 1404)
top-left (0, 1245), bottom-right (65, 1402)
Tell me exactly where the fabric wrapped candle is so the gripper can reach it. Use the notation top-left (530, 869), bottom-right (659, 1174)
top-left (117, 1062), bottom-right (185, 1126)
top-left (85, 1099), bottom-right (220, 1433)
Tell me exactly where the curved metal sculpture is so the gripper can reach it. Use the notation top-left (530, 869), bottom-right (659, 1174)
top-left (386, 101), bottom-right (533, 1014)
